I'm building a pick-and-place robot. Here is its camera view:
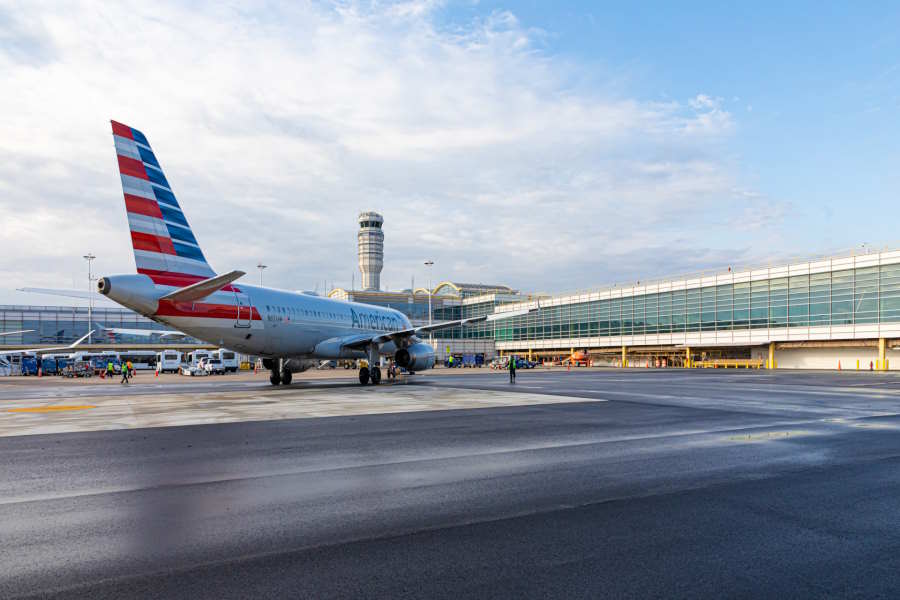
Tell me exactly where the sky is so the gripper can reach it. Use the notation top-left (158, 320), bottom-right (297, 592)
top-left (1, 0), bottom-right (898, 306)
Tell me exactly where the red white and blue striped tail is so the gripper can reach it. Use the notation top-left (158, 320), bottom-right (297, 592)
top-left (111, 120), bottom-right (216, 288)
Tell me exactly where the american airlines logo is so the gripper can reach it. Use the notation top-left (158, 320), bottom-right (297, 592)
top-left (351, 308), bottom-right (402, 332)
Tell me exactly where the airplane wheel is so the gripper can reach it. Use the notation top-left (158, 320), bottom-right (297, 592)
top-left (281, 370), bottom-right (292, 385)
top-left (370, 367), bottom-right (381, 385)
top-left (358, 367), bottom-right (370, 385)
top-left (269, 371), bottom-right (281, 386)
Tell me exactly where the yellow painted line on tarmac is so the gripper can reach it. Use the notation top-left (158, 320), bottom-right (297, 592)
top-left (7, 405), bottom-right (96, 413)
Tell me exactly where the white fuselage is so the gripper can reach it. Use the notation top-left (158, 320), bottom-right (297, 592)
top-left (99, 274), bottom-right (415, 360)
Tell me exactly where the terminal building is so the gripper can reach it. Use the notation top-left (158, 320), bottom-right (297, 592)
top-left (488, 247), bottom-right (900, 370)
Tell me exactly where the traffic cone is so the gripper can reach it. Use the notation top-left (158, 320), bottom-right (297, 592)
top-left (838, 361), bottom-right (841, 371)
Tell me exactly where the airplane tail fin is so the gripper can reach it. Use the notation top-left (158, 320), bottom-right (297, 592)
top-left (111, 120), bottom-right (216, 287)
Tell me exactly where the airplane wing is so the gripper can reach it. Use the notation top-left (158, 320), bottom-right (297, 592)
top-left (0, 330), bottom-right (94, 356)
top-left (341, 306), bottom-right (538, 350)
top-left (0, 330), bottom-right (35, 337)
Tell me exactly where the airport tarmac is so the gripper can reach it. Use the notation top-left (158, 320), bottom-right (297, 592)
top-left (3, 368), bottom-right (900, 598)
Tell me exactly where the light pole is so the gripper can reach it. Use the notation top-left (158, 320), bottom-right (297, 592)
top-left (424, 260), bottom-right (434, 347)
top-left (83, 253), bottom-right (96, 344)
top-left (257, 263), bottom-right (267, 286)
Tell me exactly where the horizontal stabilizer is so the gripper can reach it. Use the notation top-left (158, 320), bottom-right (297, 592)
top-left (160, 270), bottom-right (245, 303)
top-left (94, 322), bottom-right (185, 338)
top-left (17, 287), bottom-right (116, 304)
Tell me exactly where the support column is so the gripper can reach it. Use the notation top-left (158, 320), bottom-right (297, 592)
top-left (685, 347), bottom-right (691, 369)
top-left (879, 338), bottom-right (886, 371)
top-left (528, 348), bottom-right (533, 361)
top-left (621, 345), bottom-right (627, 368)
top-left (768, 342), bottom-right (776, 370)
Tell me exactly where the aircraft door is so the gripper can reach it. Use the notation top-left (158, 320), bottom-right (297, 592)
top-left (234, 291), bottom-right (252, 328)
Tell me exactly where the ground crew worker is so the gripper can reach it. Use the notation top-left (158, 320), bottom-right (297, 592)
top-left (448, 355), bottom-right (454, 368)
top-left (120, 361), bottom-right (129, 384)
top-left (126, 360), bottom-right (134, 381)
top-left (509, 355), bottom-right (516, 384)
top-left (107, 361), bottom-right (114, 381)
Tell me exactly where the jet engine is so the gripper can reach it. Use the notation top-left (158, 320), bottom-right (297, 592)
top-left (395, 342), bottom-right (435, 372)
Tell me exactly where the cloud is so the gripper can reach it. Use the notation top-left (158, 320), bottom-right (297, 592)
top-left (0, 1), bottom-right (769, 303)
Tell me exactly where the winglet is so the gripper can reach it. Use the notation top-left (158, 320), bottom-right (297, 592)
top-left (160, 270), bottom-right (246, 303)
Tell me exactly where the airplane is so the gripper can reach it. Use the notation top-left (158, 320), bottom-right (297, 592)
top-left (98, 121), bottom-right (534, 386)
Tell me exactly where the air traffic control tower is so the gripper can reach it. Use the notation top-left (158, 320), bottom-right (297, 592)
top-left (358, 211), bottom-right (384, 291)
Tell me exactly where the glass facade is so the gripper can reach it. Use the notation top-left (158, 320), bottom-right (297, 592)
top-left (492, 263), bottom-right (900, 344)
top-left (432, 294), bottom-right (528, 340)
top-left (0, 305), bottom-right (203, 346)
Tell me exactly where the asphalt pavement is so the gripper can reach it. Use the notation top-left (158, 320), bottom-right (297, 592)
top-left (3, 369), bottom-right (900, 598)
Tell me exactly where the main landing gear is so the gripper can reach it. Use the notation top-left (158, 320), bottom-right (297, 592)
top-left (358, 366), bottom-right (382, 385)
top-left (267, 358), bottom-right (292, 386)
top-left (359, 345), bottom-right (383, 385)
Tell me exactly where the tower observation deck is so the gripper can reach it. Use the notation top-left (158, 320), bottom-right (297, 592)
top-left (358, 211), bottom-right (384, 291)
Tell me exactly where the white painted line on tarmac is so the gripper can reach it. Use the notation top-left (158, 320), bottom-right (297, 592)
top-left (566, 391), bottom-right (611, 400)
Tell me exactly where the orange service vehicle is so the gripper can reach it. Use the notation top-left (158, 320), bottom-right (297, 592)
top-left (563, 351), bottom-right (590, 367)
